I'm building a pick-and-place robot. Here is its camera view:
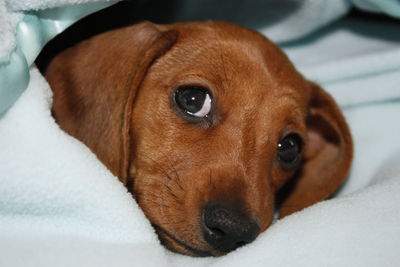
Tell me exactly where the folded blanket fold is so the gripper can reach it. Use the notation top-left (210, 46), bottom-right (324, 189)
top-left (0, 0), bottom-right (114, 116)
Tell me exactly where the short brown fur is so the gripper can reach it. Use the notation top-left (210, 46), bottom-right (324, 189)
top-left (43, 21), bottom-right (353, 256)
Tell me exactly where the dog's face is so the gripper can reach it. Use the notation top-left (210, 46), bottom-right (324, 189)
top-left (130, 23), bottom-right (311, 255)
top-left (43, 21), bottom-right (352, 256)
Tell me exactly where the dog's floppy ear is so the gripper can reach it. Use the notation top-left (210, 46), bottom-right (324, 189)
top-left (279, 83), bottom-right (353, 217)
top-left (45, 22), bottom-right (177, 184)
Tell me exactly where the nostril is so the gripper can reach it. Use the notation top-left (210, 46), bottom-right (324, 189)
top-left (202, 203), bottom-right (260, 253)
top-left (207, 227), bottom-right (224, 240)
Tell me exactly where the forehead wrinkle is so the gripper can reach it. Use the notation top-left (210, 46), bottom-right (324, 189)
top-left (269, 88), bottom-right (306, 125)
top-left (178, 34), bottom-right (273, 72)
top-left (220, 39), bottom-right (286, 82)
top-left (206, 41), bottom-right (275, 98)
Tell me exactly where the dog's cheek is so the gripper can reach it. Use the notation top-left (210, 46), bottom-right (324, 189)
top-left (270, 165), bottom-right (292, 191)
top-left (133, 167), bottom-right (208, 248)
top-left (132, 174), bottom-right (164, 222)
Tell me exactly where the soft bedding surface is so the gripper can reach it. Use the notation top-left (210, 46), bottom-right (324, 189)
top-left (1, 1), bottom-right (400, 266)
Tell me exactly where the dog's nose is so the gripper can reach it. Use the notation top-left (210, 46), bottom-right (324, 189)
top-left (202, 203), bottom-right (260, 253)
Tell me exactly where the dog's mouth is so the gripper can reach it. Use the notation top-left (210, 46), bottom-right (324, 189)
top-left (152, 224), bottom-right (214, 257)
top-left (149, 201), bottom-right (262, 256)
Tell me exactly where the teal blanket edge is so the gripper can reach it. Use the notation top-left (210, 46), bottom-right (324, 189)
top-left (0, 2), bottom-right (116, 117)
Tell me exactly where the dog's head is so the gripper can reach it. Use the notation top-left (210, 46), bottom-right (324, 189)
top-left (44, 21), bottom-right (352, 256)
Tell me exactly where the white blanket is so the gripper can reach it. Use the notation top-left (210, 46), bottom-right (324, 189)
top-left (1, 1), bottom-right (400, 266)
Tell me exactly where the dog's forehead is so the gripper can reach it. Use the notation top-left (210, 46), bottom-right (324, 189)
top-left (170, 22), bottom-right (284, 67)
top-left (158, 22), bottom-right (309, 103)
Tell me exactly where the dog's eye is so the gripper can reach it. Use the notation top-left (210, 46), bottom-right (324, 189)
top-left (174, 86), bottom-right (212, 118)
top-left (277, 134), bottom-right (302, 170)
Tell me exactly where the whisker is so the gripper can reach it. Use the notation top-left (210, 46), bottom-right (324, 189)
top-left (138, 190), bottom-right (185, 207)
top-left (159, 220), bottom-right (186, 226)
top-left (138, 192), bottom-right (163, 200)
top-left (139, 153), bottom-right (174, 181)
top-left (139, 199), bottom-right (173, 209)
top-left (138, 179), bottom-right (184, 203)
top-left (157, 150), bottom-right (185, 192)
top-left (137, 152), bottom-right (186, 193)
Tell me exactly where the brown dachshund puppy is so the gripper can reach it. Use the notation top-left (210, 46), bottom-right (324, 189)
top-left (42, 21), bottom-right (352, 256)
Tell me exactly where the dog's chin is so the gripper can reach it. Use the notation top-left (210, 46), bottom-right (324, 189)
top-left (154, 225), bottom-right (217, 257)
